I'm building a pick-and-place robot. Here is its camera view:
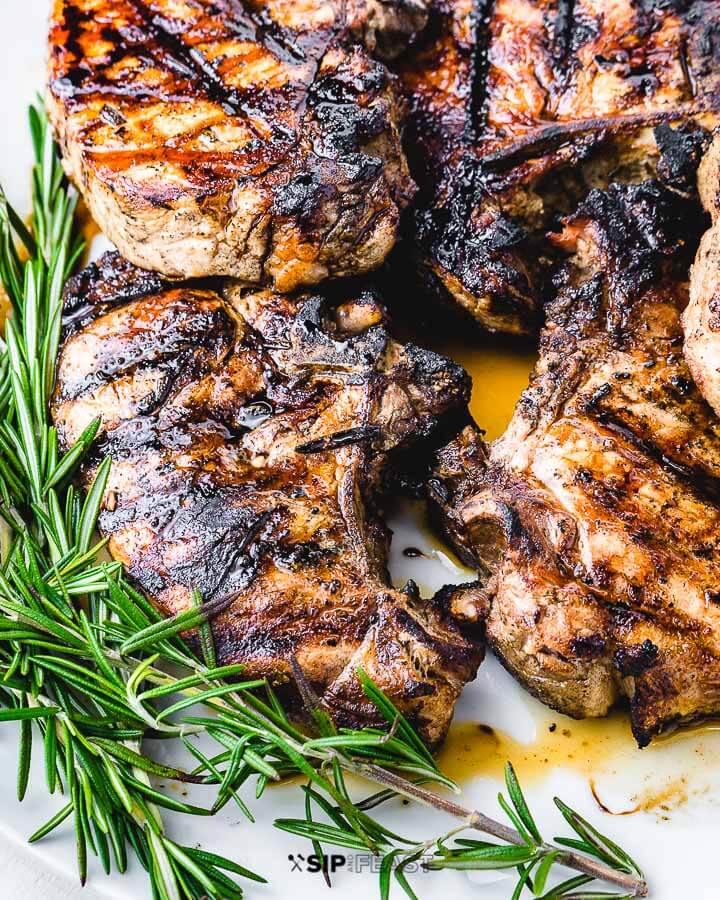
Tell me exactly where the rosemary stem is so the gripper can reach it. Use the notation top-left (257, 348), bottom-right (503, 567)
top-left (552, 849), bottom-right (648, 896)
top-left (355, 762), bottom-right (648, 897)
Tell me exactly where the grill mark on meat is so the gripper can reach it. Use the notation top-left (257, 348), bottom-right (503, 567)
top-left (58, 0), bottom-right (312, 107)
top-left (553, 0), bottom-right (575, 54)
top-left (679, 35), bottom-right (697, 98)
top-left (58, 2), bottom-right (83, 59)
top-left (127, 0), bottom-right (250, 116)
top-left (464, 0), bottom-right (496, 143)
top-left (195, 508), bottom-right (283, 599)
top-left (125, 0), bottom-right (310, 117)
top-left (551, 0), bottom-right (576, 64)
top-left (58, 295), bottom-right (236, 402)
top-left (61, 253), bottom-right (168, 334)
top-left (228, 0), bottom-right (308, 63)
top-left (597, 415), bottom-right (720, 505)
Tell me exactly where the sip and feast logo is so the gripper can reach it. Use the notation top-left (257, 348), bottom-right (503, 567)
top-left (288, 852), bottom-right (426, 874)
top-left (288, 852), bottom-right (346, 874)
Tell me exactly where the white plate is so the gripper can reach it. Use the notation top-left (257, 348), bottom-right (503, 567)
top-left (1, 4), bottom-right (719, 898)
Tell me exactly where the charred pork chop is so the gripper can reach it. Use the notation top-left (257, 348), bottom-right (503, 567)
top-left (431, 174), bottom-right (720, 746)
top-left (47, 0), bottom-right (422, 290)
top-left (394, 0), bottom-right (720, 334)
top-left (51, 251), bottom-right (482, 745)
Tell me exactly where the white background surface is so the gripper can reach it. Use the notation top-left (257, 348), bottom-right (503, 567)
top-left (2, 3), bottom-right (720, 898)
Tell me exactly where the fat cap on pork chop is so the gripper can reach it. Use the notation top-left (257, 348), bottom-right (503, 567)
top-left (52, 251), bottom-right (482, 745)
top-left (431, 160), bottom-right (720, 746)
top-left (47, 0), bottom-right (424, 290)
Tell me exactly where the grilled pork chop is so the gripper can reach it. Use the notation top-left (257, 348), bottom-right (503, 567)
top-left (47, 0), bottom-right (422, 291)
top-left (394, 0), bottom-right (720, 334)
top-left (51, 251), bottom-right (482, 745)
top-left (431, 174), bottom-right (720, 746)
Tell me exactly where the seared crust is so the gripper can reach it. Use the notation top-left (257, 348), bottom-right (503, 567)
top-left (47, 0), bottom-right (418, 290)
top-left (395, 0), bottom-right (720, 334)
top-left (432, 171), bottom-right (720, 746)
top-left (52, 252), bottom-right (482, 745)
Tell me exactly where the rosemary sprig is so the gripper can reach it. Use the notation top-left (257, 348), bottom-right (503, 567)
top-left (0, 100), bottom-right (649, 900)
top-left (0, 101), bottom-right (268, 898)
top-left (271, 691), bottom-right (646, 899)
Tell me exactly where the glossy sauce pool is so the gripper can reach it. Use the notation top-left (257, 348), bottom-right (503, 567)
top-left (436, 336), bottom-right (537, 441)
top-left (438, 715), bottom-right (635, 786)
